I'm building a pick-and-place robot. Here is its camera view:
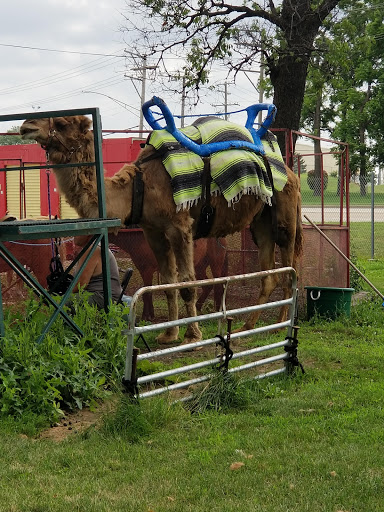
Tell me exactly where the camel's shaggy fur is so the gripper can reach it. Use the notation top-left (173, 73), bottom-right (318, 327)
top-left (20, 115), bottom-right (302, 344)
top-left (110, 231), bottom-right (228, 320)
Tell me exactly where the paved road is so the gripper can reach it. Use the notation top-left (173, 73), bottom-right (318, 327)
top-left (302, 206), bottom-right (383, 223)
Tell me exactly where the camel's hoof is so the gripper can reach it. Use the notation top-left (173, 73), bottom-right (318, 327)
top-left (179, 338), bottom-right (203, 352)
top-left (156, 332), bottom-right (179, 345)
top-left (232, 325), bottom-right (251, 334)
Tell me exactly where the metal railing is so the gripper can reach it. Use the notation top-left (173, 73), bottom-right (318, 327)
top-left (123, 267), bottom-right (300, 400)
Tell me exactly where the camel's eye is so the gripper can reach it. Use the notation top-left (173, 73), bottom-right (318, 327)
top-left (54, 117), bottom-right (69, 130)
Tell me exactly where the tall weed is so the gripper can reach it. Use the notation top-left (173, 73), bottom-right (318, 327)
top-left (0, 292), bottom-right (128, 426)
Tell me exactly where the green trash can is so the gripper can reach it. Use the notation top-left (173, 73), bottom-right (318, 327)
top-left (305, 286), bottom-right (355, 320)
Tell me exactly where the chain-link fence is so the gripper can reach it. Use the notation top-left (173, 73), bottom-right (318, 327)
top-left (347, 172), bottom-right (384, 260)
top-left (1, 128), bottom-right (356, 321)
top-left (294, 131), bottom-right (383, 262)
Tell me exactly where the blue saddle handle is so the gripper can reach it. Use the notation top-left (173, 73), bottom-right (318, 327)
top-left (142, 96), bottom-right (277, 156)
top-left (245, 103), bottom-right (277, 139)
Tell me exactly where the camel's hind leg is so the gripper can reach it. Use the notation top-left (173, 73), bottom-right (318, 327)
top-left (239, 214), bottom-right (279, 331)
top-left (239, 180), bottom-right (301, 331)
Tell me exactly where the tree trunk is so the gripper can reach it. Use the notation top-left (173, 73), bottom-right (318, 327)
top-left (268, 0), bottom-right (340, 159)
top-left (270, 22), bottom-right (319, 161)
top-left (359, 132), bottom-right (367, 196)
top-left (358, 87), bottom-right (371, 196)
top-left (271, 52), bottom-right (310, 161)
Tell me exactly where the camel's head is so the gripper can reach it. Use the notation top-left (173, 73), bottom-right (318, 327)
top-left (20, 116), bottom-right (93, 162)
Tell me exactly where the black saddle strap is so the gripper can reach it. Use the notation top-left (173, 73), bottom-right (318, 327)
top-left (124, 146), bottom-right (171, 226)
top-left (124, 171), bottom-right (144, 226)
top-left (194, 157), bottom-right (216, 240)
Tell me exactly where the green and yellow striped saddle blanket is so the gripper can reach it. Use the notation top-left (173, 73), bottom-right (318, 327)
top-left (148, 116), bottom-right (287, 212)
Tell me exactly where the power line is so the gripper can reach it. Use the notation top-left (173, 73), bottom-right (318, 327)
top-left (82, 91), bottom-right (140, 117)
top-left (0, 57), bottom-right (119, 96)
top-left (0, 42), bottom-right (126, 57)
top-left (0, 76), bottom-right (128, 113)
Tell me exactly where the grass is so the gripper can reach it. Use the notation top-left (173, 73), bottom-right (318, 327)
top-left (300, 174), bottom-right (384, 206)
top-left (348, 223), bottom-right (384, 295)
top-left (360, 259), bottom-right (384, 293)
top-left (350, 222), bottom-right (384, 260)
top-left (1, 295), bottom-right (384, 511)
top-left (1, 221), bottom-right (384, 510)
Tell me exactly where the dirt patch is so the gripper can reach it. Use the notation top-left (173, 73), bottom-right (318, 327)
top-left (39, 401), bottom-right (114, 442)
top-left (352, 291), bottom-right (370, 305)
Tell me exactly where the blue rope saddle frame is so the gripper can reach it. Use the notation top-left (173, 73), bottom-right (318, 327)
top-left (141, 96), bottom-right (277, 156)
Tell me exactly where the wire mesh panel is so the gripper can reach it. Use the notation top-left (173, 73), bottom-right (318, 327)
top-left (0, 126), bottom-right (352, 319)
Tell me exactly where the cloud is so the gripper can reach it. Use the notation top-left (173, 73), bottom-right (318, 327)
top-left (0, 0), bottom-right (268, 133)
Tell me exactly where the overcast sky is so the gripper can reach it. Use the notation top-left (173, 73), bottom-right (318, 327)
top-left (0, 0), bottom-right (268, 135)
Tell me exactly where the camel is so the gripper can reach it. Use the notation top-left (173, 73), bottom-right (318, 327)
top-left (109, 230), bottom-right (228, 319)
top-left (194, 237), bottom-right (228, 312)
top-left (20, 114), bottom-right (302, 344)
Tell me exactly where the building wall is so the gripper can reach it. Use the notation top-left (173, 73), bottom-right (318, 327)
top-left (295, 141), bottom-right (339, 175)
top-left (0, 137), bottom-right (145, 219)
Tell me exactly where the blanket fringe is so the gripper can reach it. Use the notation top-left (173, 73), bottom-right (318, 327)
top-left (176, 187), bottom-right (271, 212)
top-left (176, 198), bottom-right (200, 212)
top-left (229, 186), bottom-right (272, 208)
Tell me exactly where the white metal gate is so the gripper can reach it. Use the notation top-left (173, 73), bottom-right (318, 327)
top-left (123, 267), bottom-right (301, 400)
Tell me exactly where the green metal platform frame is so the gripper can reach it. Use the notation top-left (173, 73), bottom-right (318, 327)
top-left (0, 107), bottom-right (122, 343)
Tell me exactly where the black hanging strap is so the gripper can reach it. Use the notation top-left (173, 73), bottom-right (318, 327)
top-left (262, 154), bottom-right (278, 243)
top-left (215, 334), bottom-right (233, 371)
top-left (46, 238), bottom-right (74, 296)
top-left (124, 171), bottom-right (144, 226)
top-left (194, 157), bottom-right (216, 239)
top-left (284, 335), bottom-right (305, 375)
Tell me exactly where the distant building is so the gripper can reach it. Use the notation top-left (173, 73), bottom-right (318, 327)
top-left (294, 141), bottom-right (339, 175)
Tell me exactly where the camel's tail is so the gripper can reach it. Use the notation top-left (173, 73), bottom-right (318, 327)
top-left (222, 246), bottom-right (229, 277)
top-left (294, 189), bottom-right (304, 263)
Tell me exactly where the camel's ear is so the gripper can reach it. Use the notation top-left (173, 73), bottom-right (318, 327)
top-left (53, 117), bottom-right (70, 131)
top-left (79, 116), bottom-right (92, 134)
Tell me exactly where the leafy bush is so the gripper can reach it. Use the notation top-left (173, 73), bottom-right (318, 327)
top-left (0, 292), bottom-right (129, 425)
top-left (307, 169), bottom-right (328, 192)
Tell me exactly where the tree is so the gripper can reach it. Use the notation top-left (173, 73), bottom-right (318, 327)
top-left (0, 126), bottom-right (35, 146)
top-left (327, 1), bottom-right (382, 195)
top-left (302, 0), bottom-right (384, 195)
top-left (121, 0), bottom-right (341, 153)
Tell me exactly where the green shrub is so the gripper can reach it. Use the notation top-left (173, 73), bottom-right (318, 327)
top-left (0, 292), bottom-right (129, 426)
top-left (307, 169), bottom-right (329, 192)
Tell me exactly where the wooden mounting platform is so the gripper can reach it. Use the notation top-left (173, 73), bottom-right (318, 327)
top-left (0, 217), bottom-right (122, 341)
top-left (0, 218), bottom-right (122, 241)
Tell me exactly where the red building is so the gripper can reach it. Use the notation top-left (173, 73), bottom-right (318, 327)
top-left (0, 137), bottom-right (144, 219)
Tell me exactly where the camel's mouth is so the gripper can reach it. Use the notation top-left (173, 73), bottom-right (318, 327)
top-left (19, 127), bottom-right (38, 139)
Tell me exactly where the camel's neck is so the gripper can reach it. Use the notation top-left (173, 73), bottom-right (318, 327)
top-left (48, 135), bottom-right (133, 223)
top-left (48, 137), bottom-right (98, 218)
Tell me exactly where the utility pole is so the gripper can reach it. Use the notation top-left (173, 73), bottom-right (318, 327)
top-left (258, 40), bottom-right (264, 126)
top-left (212, 82), bottom-right (238, 120)
top-left (181, 75), bottom-right (186, 128)
top-left (131, 55), bottom-right (157, 132)
top-left (241, 39), bottom-right (266, 126)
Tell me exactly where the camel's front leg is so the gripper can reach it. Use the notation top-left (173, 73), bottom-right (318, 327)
top-left (167, 225), bottom-right (202, 344)
top-left (143, 228), bottom-right (180, 344)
